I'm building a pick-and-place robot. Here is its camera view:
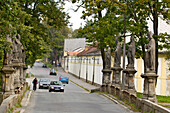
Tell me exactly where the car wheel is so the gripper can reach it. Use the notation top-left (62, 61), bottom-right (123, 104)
top-left (49, 90), bottom-right (51, 92)
top-left (67, 82), bottom-right (69, 84)
top-left (39, 86), bottom-right (41, 89)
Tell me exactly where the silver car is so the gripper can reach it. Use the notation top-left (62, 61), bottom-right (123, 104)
top-left (49, 81), bottom-right (64, 92)
top-left (39, 78), bottom-right (50, 89)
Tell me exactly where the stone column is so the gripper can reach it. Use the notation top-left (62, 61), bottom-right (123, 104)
top-left (123, 67), bottom-right (137, 95)
top-left (12, 60), bottom-right (21, 91)
top-left (111, 66), bottom-right (122, 95)
top-left (2, 65), bottom-right (15, 98)
top-left (141, 72), bottom-right (158, 103)
top-left (101, 69), bottom-right (112, 92)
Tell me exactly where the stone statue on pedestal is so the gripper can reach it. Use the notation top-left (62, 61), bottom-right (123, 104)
top-left (105, 45), bottom-right (111, 69)
top-left (114, 37), bottom-right (121, 67)
top-left (141, 31), bottom-right (158, 103)
top-left (127, 36), bottom-right (135, 68)
top-left (145, 32), bottom-right (155, 72)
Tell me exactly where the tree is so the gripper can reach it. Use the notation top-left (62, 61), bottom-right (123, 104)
top-left (124, 0), bottom-right (169, 73)
top-left (72, 0), bottom-right (125, 69)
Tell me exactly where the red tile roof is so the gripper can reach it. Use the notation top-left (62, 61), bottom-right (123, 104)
top-left (77, 46), bottom-right (100, 56)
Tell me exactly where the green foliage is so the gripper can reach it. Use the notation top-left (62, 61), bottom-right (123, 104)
top-left (137, 92), bottom-right (143, 98)
top-left (0, 0), bottom-right (69, 67)
top-left (26, 73), bottom-right (34, 78)
top-left (73, 0), bottom-right (169, 72)
top-left (157, 95), bottom-right (170, 103)
top-left (15, 104), bottom-right (22, 108)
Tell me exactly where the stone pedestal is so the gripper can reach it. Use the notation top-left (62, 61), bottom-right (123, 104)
top-left (13, 61), bottom-right (22, 90)
top-left (100, 69), bottom-right (112, 92)
top-left (2, 65), bottom-right (15, 98)
top-left (123, 67), bottom-right (137, 95)
top-left (141, 72), bottom-right (158, 103)
top-left (111, 67), bottom-right (122, 87)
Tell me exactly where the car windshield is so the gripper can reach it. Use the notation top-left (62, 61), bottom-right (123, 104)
top-left (51, 69), bottom-right (55, 72)
top-left (40, 79), bottom-right (50, 82)
top-left (51, 81), bottom-right (61, 85)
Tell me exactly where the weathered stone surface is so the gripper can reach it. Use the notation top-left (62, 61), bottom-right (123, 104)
top-left (114, 37), bottom-right (121, 67)
top-left (111, 67), bottom-right (122, 86)
top-left (127, 36), bottom-right (135, 68)
top-left (123, 67), bottom-right (137, 95)
top-left (1, 34), bottom-right (26, 99)
top-left (141, 72), bottom-right (158, 103)
top-left (145, 32), bottom-right (155, 73)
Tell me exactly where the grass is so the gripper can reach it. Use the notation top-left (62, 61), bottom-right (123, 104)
top-left (15, 104), bottom-right (22, 108)
top-left (26, 73), bottom-right (35, 78)
top-left (159, 104), bottom-right (170, 108)
top-left (157, 95), bottom-right (170, 103)
top-left (137, 92), bottom-right (170, 103)
top-left (7, 107), bottom-right (14, 113)
top-left (70, 80), bottom-right (90, 92)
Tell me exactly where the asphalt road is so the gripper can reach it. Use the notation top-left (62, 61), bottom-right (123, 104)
top-left (24, 62), bottom-right (133, 113)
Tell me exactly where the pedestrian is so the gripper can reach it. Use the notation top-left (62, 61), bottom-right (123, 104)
top-left (32, 78), bottom-right (38, 91)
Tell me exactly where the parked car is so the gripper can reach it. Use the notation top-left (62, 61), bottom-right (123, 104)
top-left (49, 69), bottom-right (57, 75)
top-left (42, 64), bottom-right (47, 68)
top-left (59, 75), bottom-right (69, 84)
top-left (39, 78), bottom-right (50, 89)
top-left (49, 81), bottom-right (64, 92)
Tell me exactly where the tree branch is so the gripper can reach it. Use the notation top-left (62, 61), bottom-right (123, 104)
top-left (148, 2), bottom-right (154, 16)
top-left (149, 15), bottom-right (153, 22)
top-left (72, 2), bottom-right (84, 12)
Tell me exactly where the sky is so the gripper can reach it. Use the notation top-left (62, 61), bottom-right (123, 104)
top-left (63, 1), bottom-right (170, 37)
top-left (64, 1), bottom-right (85, 30)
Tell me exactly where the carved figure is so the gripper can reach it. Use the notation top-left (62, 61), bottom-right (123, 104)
top-left (6, 35), bottom-right (13, 65)
top-left (12, 34), bottom-right (23, 62)
top-left (127, 36), bottom-right (135, 68)
top-left (105, 45), bottom-right (111, 69)
top-left (145, 32), bottom-right (155, 72)
top-left (114, 37), bottom-right (121, 67)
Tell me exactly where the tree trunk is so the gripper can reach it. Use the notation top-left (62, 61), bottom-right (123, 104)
top-left (153, 1), bottom-right (158, 74)
top-left (101, 48), bottom-right (105, 69)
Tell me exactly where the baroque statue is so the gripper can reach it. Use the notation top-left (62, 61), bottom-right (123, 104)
top-left (114, 37), bottom-right (121, 67)
top-left (105, 45), bottom-right (111, 69)
top-left (127, 36), bottom-right (135, 68)
top-left (145, 32), bottom-right (155, 72)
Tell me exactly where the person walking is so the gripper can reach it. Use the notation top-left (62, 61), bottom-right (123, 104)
top-left (32, 78), bottom-right (38, 91)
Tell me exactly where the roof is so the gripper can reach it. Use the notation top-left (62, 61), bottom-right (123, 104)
top-left (67, 51), bottom-right (80, 56)
top-left (64, 38), bottom-right (86, 51)
top-left (77, 46), bottom-right (101, 56)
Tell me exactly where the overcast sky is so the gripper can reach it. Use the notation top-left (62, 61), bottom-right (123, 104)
top-left (64, 1), bottom-right (85, 30)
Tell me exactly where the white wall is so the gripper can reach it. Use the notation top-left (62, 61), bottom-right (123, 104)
top-left (64, 55), bottom-right (168, 95)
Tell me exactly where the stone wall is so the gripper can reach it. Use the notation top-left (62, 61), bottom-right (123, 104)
top-left (109, 86), bottom-right (170, 113)
top-left (0, 82), bottom-right (28, 113)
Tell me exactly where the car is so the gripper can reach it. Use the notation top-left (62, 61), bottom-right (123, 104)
top-left (42, 64), bottom-right (47, 68)
top-left (59, 75), bottom-right (69, 84)
top-left (36, 59), bottom-right (41, 63)
top-left (49, 69), bottom-right (57, 75)
top-left (39, 78), bottom-right (50, 89)
top-left (49, 81), bottom-right (64, 92)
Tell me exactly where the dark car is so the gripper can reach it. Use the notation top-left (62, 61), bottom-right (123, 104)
top-left (49, 81), bottom-right (64, 92)
top-left (42, 64), bottom-right (47, 68)
top-left (49, 69), bottom-right (57, 75)
top-left (59, 75), bottom-right (69, 84)
top-left (39, 78), bottom-right (50, 89)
